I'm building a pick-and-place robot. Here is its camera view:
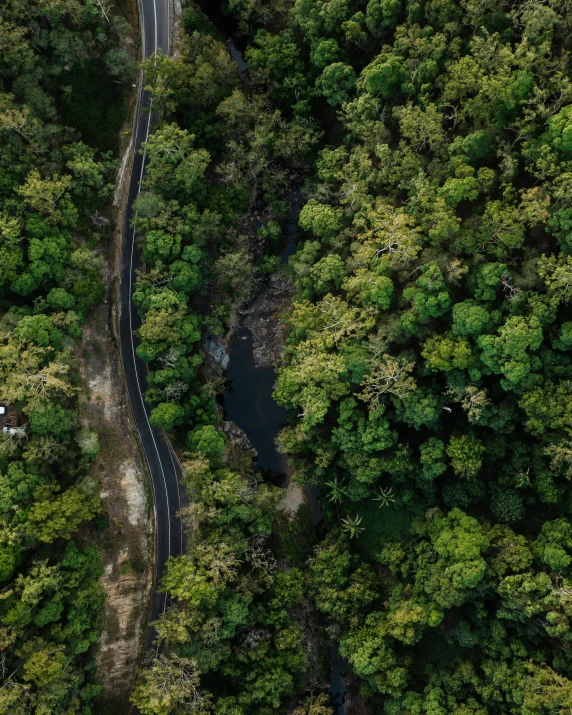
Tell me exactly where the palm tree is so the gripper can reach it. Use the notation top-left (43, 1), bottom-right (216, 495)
top-left (341, 513), bottom-right (364, 539)
top-left (373, 486), bottom-right (396, 508)
top-left (326, 477), bottom-right (348, 504)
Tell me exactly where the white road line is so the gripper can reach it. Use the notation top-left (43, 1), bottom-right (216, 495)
top-left (153, 0), bottom-right (158, 62)
top-left (164, 431), bottom-right (184, 557)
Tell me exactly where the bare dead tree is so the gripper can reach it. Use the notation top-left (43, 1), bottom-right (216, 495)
top-left (89, 210), bottom-right (110, 226)
top-left (159, 347), bottom-right (183, 369)
top-left (360, 354), bottom-right (416, 408)
top-left (245, 534), bottom-right (277, 577)
top-left (138, 654), bottom-right (209, 713)
top-left (164, 380), bottom-right (188, 401)
top-left (500, 273), bottom-right (521, 301)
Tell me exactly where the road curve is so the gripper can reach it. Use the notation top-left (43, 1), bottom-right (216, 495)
top-left (119, 0), bottom-right (183, 636)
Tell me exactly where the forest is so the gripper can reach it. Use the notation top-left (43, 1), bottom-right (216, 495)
top-left (4, 0), bottom-right (572, 713)
top-left (0, 0), bottom-right (137, 711)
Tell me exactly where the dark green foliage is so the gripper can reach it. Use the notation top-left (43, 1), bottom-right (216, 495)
top-left (57, 62), bottom-right (130, 153)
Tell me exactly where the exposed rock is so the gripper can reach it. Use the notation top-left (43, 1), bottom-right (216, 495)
top-left (222, 420), bottom-right (257, 456)
top-left (80, 306), bottom-right (152, 707)
top-left (343, 687), bottom-right (369, 715)
top-left (243, 271), bottom-right (296, 368)
top-left (204, 334), bottom-right (230, 369)
top-left (278, 479), bottom-right (305, 519)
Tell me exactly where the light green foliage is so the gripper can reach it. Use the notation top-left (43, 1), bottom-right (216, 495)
top-left (13, 314), bottom-right (63, 349)
top-left (519, 381), bottom-right (572, 437)
top-left (422, 509), bottom-right (490, 607)
top-left (311, 38), bottom-right (340, 69)
top-left (299, 199), bottom-right (342, 239)
top-left (15, 171), bottom-right (78, 228)
top-left (343, 270), bottom-right (394, 309)
top-left (0, 213), bottom-right (24, 287)
top-left (131, 655), bottom-right (208, 715)
top-left (186, 425), bottom-right (226, 459)
top-left (27, 486), bottom-right (99, 543)
top-left (134, 454), bottom-right (306, 712)
top-left (292, 693), bottom-right (334, 715)
top-left (446, 434), bottom-right (485, 478)
top-left (27, 402), bottom-right (76, 437)
top-left (316, 63), bottom-right (357, 106)
top-left (150, 402), bottom-right (186, 430)
top-left (46, 288), bottom-right (75, 311)
top-left (472, 263), bottom-right (507, 302)
top-left (478, 316), bottom-right (543, 389)
top-left (0, 1), bottom-right (131, 709)
top-left (419, 438), bottom-right (447, 482)
top-left (422, 333), bottom-right (473, 372)
top-left (309, 536), bottom-right (377, 623)
top-left (546, 105), bottom-right (572, 156)
top-left (311, 253), bottom-right (346, 294)
top-left (64, 142), bottom-right (115, 195)
top-left (403, 263), bottom-right (451, 324)
top-left (361, 54), bottom-right (406, 99)
top-left (142, 123), bottom-right (210, 203)
top-left (452, 300), bottom-right (494, 338)
top-left (144, 230), bottom-right (182, 263)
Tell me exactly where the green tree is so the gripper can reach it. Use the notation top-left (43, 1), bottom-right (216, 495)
top-left (420, 438), bottom-right (447, 482)
top-left (186, 425), bottom-right (226, 459)
top-left (15, 171), bottom-right (78, 227)
top-left (299, 199), bottom-right (342, 240)
top-left (131, 654), bottom-right (209, 715)
top-left (150, 402), bottom-right (186, 430)
top-left (446, 434), bottom-right (485, 478)
top-left (316, 63), bottom-right (357, 106)
top-left (27, 486), bottom-right (99, 543)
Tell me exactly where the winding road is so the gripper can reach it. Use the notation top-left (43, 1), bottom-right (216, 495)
top-left (119, 0), bottom-right (183, 635)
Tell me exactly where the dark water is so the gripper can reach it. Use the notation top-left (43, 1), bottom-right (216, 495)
top-left (329, 645), bottom-right (347, 715)
top-left (223, 194), bottom-right (299, 481)
top-left (223, 325), bottom-right (288, 480)
top-left (221, 193), bottom-right (344, 710)
top-left (194, 0), bottom-right (250, 80)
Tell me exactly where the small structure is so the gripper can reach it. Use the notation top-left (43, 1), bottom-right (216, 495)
top-left (2, 426), bottom-right (25, 436)
top-left (0, 404), bottom-right (19, 427)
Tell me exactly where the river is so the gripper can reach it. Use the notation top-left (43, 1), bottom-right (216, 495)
top-left (223, 198), bottom-right (296, 483)
top-left (193, 2), bottom-right (347, 710)
top-left (222, 196), bottom-right (347, 715)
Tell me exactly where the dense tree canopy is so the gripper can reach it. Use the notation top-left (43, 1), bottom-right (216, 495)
top-left (0, 0), bottom-right (135, 711)
top-left (11, 0), bottom-right (567, 711)
top-left (259, 0), bottom-right (572, 710)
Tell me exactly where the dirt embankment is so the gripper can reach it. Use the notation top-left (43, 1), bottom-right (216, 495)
top-left (81, 133), bottom-right (153, 709)
top-left (81, 302), bottom-right (153, 708)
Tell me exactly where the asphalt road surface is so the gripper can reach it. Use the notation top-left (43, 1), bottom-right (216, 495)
top-left (119, 0), bottom-right (184, 639)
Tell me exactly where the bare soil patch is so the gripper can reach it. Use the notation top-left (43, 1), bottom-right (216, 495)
top-left (80, 302), bottom-right (153, 709)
